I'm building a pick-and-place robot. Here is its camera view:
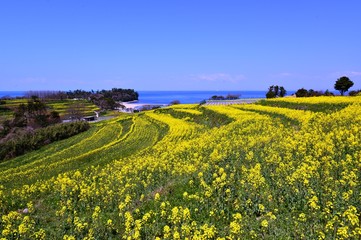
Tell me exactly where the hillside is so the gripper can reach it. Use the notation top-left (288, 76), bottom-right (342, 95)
top-left (0, 99), bottom-right (100, 122)
top-left (1, 97), bottom-right (361, 239)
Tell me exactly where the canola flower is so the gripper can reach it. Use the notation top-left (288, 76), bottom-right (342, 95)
top-left (0, 98), bottom-right (361, 239)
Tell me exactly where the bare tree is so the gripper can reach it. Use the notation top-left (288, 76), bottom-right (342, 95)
top-left (66, 102), bottom-right (86, 121)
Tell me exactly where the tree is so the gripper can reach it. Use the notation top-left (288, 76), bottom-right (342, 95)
top-left (334, 76), bottom-right (354, 96)
top-left (274, 85), bottom-right (279, 96)
top-left (225, 94), bottom-right (240, 100)
top-left (13, 103), bottom-right (28, 127)
top-left (48, 111), bottom-right (61, 125)
top-left (266, 85), bottom-right (286, 98)
top-left (279, 87), bottom-right (287, 97)
top-left (6, 97), bottom-right (61, 130)
top-left (26, 96), bottom-right (49, 127)
top-left (170, 100), bottom-right (181, 105)
top-left (349, 89), bottom-right (361, 96)
top-left (67, 102), bottom-right (86, 121)
top-left (266, 88), bottom-right (276, 98)
top-left (295, 88), bottom-right (334, 97)
top-left (295, 88), bottom-right (308, 97)
top-left (98, 98), bottom-right (120, 110)
top-left (210, 95), bottom-right (225, 100)
top-left (324, 89), bottom-right (334, 96)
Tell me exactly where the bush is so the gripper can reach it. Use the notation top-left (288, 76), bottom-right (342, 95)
top-left (266, 85), bottom-right (286, 98)
top-left (0, 121), bottom-right (90, 161)
top-left (295, 88), bottom-right (308, 97)
top-left (170, 100), bottom-right (181, 105)
top-left (295, 88), bottom-right (334, 97)
top-left (349, 90), bottom-right (361, 96)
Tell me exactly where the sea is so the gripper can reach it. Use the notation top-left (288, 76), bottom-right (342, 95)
top-left (0, 91), bottom-right (26, 98)
top-left (136, 91), bottom-right (270, 104)
top-left (0, 90), bottom-right (295, 104)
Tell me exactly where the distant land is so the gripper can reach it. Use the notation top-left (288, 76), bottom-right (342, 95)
top-left (0, 90), bottom-right (302, 104)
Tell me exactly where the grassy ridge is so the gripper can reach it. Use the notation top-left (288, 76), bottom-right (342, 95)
top-left (256, 96), bottom-right (361, 113)
top-left (1, 97), bottom-right (361, 239)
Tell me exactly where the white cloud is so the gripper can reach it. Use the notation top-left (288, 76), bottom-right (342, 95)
top-left (278, 72), bottom-right (293, 77)
top-left (191, 73), bottom-right (245, 83)
top-left (269, 72), bottom-right (294, 78)
top-left (349, 71), bottom-right (361, 76)
top-left (330, 71), bottom-right (361, 78)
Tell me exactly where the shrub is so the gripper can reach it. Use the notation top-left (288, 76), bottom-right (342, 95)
top-left (349, 89), bottom-right (361, 96)
top-left (0, 121), bottom-right (90, 161)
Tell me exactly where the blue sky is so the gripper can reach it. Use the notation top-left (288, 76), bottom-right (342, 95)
top-left (1, 1), bottom-right (360, 91)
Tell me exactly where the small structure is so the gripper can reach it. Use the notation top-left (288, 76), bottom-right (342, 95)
top-left (83, 116), bottom-right (96, 121)
top-left (121, 108), bottom-right (134, 113)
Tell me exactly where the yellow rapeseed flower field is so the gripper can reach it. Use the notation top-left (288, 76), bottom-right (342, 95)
top-left (0, 96), bottom-right (360, 239)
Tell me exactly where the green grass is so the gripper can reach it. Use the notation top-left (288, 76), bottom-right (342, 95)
top-left (256, 98), bottom-right (350, 113)
top-left (154, 106), bottom-right (233, 128)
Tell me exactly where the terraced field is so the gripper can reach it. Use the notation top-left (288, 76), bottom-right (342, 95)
top-left (0, 99), bottom-right (100, 121)
top-left (1, 97), bottom-right (361, 239)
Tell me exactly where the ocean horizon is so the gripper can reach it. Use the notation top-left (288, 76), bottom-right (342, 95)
top-left (0, 90), bottom-right (296, 104)
top-left (136, 90), bottom-right (271, 104)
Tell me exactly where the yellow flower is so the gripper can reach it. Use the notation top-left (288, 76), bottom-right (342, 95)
top-left (343, 206), bottom-right (359, 226)
top-left (92, 206), bottom-right (101, 219)
top-left (298, 213), bottom-right (306, 222)
top-left (183, 208), bottom-right (191, 221)
top-left (171, 207), bottom-right (181, 224)
top-left (154, 192), bottom-right (160, 201)
top-left (209, 210), bottom-right (215, 217)
top-left (308, 196), bottom-right (320, 210)
top-left (342, 191), bottom-right (349, 200)
top-left (261, 220), bottom-right (268, 228)
top-left (63, 235), bottom-right (76, 240)
top-left (163, 225), bottom-right (171, 238)
top-left (106, 219), bottom-right (113, 228)
top-left (173, 230), bottom-right (181, 240)
top-left (230, 221), bottom-right (241, 234)
top-left (200, 224), bottom-right (217, 238)
top-left (258, 204), bottom-right (265, 213)
top-left (337, 226), bottom-right (349, 239)
top-left (18, 223), bottom-right (29, 235)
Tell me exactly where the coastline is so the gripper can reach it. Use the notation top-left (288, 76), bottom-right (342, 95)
top-left (120, 98), bottom-right (262, 110)
top-left (120, 102), bottom-right (168, 112)
top-left (121, 102), bottom-right (161, 109)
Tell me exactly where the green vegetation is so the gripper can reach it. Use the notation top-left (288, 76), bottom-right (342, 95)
top-left (334, 76), bottom-right (354, 96)
top-left (209, 94), bottom-right (240, 100)
top-left (266, 85), bottom-right (286, 98)
top-left (154, 106), bottom-right (233, 128)
top-left (0, 121), bottom-right (90, 161)
top-left (46, 99), bottom-right (100, 118)
top-left (0, 99), bottom-right (99, 121)
top-left (0, 97), bottom-right (97, 162)
top-left (1, 97), bottom-right (361, 239)
top-left (0, 87), bottom-right (138, 122)
top-left (294, 88), bottom-right (334, 97)
top-left (256, 99), bottom-right (349, 113)
top-left (349, 89), bottom-right (361, 96)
